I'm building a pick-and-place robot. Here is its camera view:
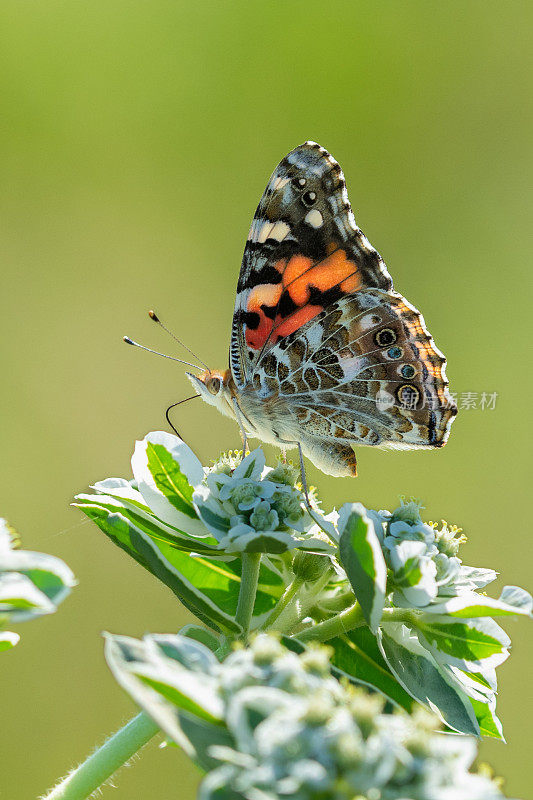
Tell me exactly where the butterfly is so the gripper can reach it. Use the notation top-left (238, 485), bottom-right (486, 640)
top-left (187, 142), bottom-right (457, 478)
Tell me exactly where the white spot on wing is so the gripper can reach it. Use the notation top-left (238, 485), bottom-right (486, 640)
top-left (305, 209), bottom-right (323, 228)
top-left (271, 176), bottom-right (290, 192)
top-left (269, 221), bottom-right (291, 241)
top-left (257, 221), bottom-right (274, 243)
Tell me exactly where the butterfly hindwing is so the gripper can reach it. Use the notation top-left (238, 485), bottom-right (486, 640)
top-left (258, 291), bottom-right (455, 454)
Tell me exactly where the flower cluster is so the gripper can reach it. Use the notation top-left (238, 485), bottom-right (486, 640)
top-left (106, 632), bottom-right (511, 800)
top-left (0, 518), bottom-right (75, 652)
top-left (368, 501), bottom-right (496, 609)
top-left (195, 448), bottom-right (330, 554)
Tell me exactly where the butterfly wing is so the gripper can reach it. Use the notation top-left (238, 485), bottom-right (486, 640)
top-left (230, 141), bottom-right (392, 388)
top-left (263, 290), bottom-right (456, 475)
top-left (230, 142), bottom-right (456, 476)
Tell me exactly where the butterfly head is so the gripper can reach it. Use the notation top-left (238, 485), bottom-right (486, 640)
top-left (186, 369), bottom-right (236, 419)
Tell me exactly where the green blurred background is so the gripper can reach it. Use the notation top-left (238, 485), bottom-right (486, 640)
top-left (1, 2), bottom-right (531, 797)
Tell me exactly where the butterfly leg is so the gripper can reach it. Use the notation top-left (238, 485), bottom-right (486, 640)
top-left (232, 398), bottom-right (249, 456)
top-left (297, 442), bottom-right (311, 506)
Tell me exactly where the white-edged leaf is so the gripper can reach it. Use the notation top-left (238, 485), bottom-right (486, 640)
top-left (455, 566), bottom-right (498, 589)
top-left (0, 572), bottom-right (56, 621)
top-left (443, 664), bottom-right (497, 702)
top-left (92, 478), bottom-right (151, 510)
top-left (416, 616), bottom-right (510, 671)
top-left (423, 587), bottom-right (533, 618)
top-left (76, 498), bottom-right (283, 628)
top-left (470, 695), bottom-right (505, 740)
top-left (75, 493), bottom-right (218, 553)
top-left (131, 431), bottom-right (206, 534)
top-left (324, 628), bottom-right (414, 712)
top-left (179, 625), bottom-right (221, 653)
top-left (105, 634), bottom-right (224, 752)
top-left (378, 624), bottom-right (480, 736)
top-left (338, 503), bottom-right (386, 632)
top-left (144, 633), bottom-right (220, 675)
top-left (499, 585), bottom-right (533, 614)
top-left (0, 549), bottom-right (76, 613)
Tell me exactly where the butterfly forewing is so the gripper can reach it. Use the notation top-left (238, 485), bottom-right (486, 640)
top-left (230, 141), bottom-right (393, 388)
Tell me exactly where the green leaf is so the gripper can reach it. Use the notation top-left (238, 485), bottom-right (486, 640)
top-left (327, 628), bottom-right (414, 712)
top-left (470, 696), bottom-right (504, 740)
top-left (338, 503), bottom-right (386, 632)
top-left (75, 494), bottom-right (218, 554)
top-left (423, 587), bottom-right (533, 618)
top-left (105, 634), bottom-right (225, 751)
top-left (416, 616), bottom-right (510, 670)
top-left (131, 431), bottom-right (204, 530)
top-left (180, 625), bottom-right (221, 652)
top-left (377, 626), bottom-right (480, 736)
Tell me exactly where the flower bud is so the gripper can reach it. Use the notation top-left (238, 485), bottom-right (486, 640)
top-left (268, 460), bottom-right (300, 486)
top-left (300, 645), bottom-right (333, 677)
top-left (292, 551), bottom-right (331, 583)
top-left (389, 499), bottom-right (424, 526)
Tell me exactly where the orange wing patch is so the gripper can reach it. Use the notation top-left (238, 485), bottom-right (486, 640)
top-left (245, 246), bottom-right (361, 351)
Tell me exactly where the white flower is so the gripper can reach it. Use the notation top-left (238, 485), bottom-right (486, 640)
top-left (192, 448), bottom-right (334, 556)
top-left (388, 539), bottom-right (439, 607)
top-left (387, 519), bottom-right (436, 548)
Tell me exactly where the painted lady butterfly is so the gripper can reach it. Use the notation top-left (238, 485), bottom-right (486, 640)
top-left (187, 142), bottom-right (457, 477)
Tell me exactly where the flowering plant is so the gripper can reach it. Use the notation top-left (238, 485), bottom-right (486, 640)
top-left (106, 632), bottom-right (509, 800)
top-left (42, 433), bottom-right (531, 799)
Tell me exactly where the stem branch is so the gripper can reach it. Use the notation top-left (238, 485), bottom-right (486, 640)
top-left (235, 552), bottom-right (261, 638)
top-left (260, 577), bottom-right (304, 630)
top-left (41, 712), bottom-right (159, 800)
top-left (293, 602), bottom-right (365, 643)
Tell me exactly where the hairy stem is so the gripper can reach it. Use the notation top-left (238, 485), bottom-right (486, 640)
top-left (235, 552), bottom-right (261, 638)
top-left (260, 576), bottom-right (304, 630)
top-left (273, 569), bottom-right (334, 634)
top-left (293, 602), bottom-right (365, 643)
top-left (41, 712), bottom-right (159, 800)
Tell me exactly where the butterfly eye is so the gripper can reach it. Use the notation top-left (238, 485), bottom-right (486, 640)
top-left (301, 190), bottom-right (317, 207)
top-left (207, 376), bottom-right (221, 395)
top-left (291, 176), bottom-right (307, 190)
top-left (374, 328), bottom-right (397, 347)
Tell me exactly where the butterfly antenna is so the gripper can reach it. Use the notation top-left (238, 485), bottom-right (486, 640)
top-left (148, 310), bottom-right (210, 371)
top-left (165, 394), bottom-right (200, 438)
top-left (123, 337), bottom-right (202, 370)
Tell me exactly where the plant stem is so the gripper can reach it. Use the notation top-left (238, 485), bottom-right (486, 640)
top-left (41, 712), bottom-right (159, 800)
top-left (293, 602), bottom-right (365, 643)
top-left (235, 552), bottom-right (261, 638)
top-left (273, 569), bottom-right (334, 635)
top-left (260, 576), bottom-right (304, 630)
